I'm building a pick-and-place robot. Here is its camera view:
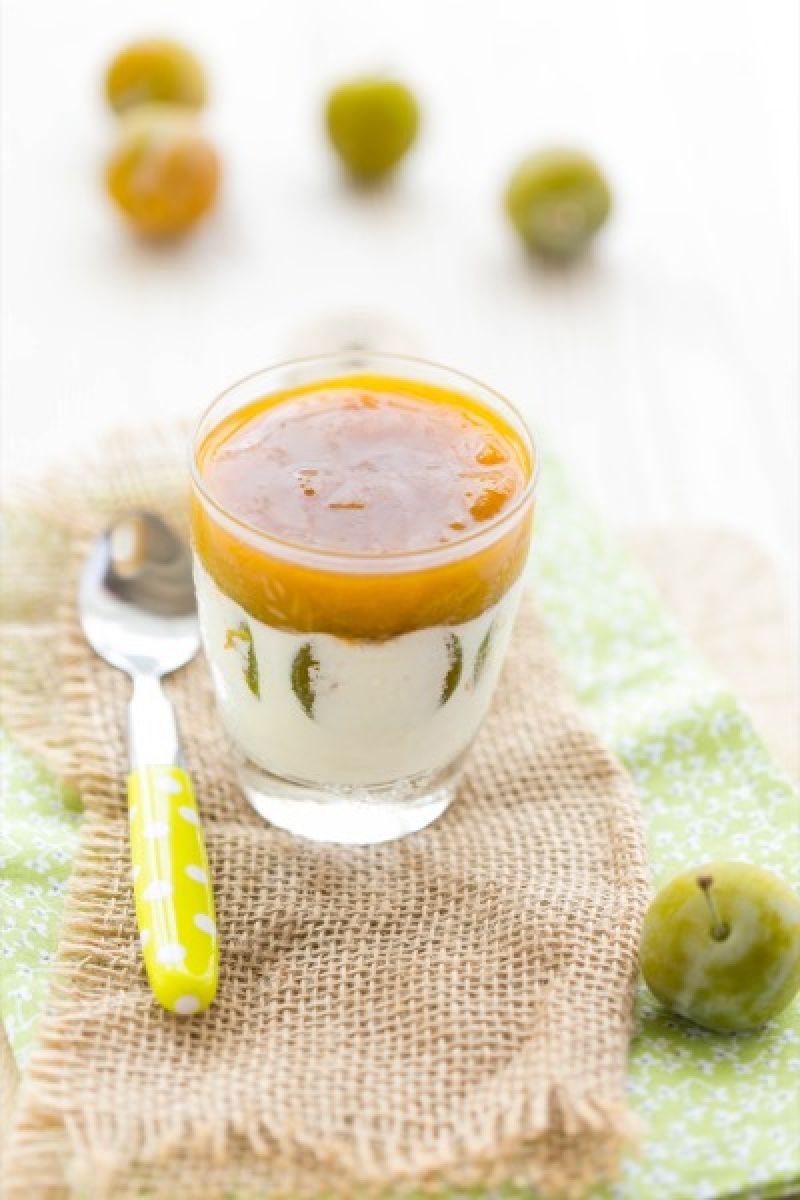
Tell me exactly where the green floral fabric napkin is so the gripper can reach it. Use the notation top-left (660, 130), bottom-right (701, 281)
top-left (0, 739), bottom-right (81, 1056)
top-left (1, 454), bottom-right (798, 1200)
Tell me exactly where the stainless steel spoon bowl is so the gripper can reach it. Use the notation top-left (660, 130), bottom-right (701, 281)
top-left (79, 512), bottom-right (218, 1016)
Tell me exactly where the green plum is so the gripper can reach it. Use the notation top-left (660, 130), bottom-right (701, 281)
top-left (505, 148), bottom-right (611, 261)
top-left (641, 862), bottom-right (800, 1033)
top-left (105, 38), bottom-right (207, 114)
top-left (325, 77), bottom-right (419, 181)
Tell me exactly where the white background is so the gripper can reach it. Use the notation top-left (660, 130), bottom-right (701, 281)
top-left (2, 1), bottom-right (798, 608)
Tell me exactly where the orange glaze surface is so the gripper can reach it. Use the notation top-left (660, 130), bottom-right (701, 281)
top-left (192, 374), bottom-right (534, 638)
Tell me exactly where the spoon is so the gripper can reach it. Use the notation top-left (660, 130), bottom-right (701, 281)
top-left (79, 511), bottom-right (218, 1016)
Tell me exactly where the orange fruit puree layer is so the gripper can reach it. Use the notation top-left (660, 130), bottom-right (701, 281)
top-left (192, 374), bottom-right (534, 638)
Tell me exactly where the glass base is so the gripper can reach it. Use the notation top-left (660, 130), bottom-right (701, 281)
top-left (236, 756), bottom-right (460, 845)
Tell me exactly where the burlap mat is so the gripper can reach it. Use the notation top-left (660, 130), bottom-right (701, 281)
top-left (0, 426), bottom-right (649, 1200)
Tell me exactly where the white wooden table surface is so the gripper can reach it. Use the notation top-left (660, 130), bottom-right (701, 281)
top-left (2, 0), bottom-right (798, 611)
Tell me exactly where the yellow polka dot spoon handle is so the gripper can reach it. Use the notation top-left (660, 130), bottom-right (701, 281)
top-left (78, 513), bottom-right (218, 1016)
top-left (129, 764), bottom-right (217, 1014)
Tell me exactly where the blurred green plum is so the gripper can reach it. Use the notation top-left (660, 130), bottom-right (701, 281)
top-left (505, 147), bottom-right (611, 260)
top-left (326, 77), bottom-right (419, 181)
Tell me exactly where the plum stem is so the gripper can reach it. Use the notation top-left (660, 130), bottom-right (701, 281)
top-left (697, 875), bottom-right (730, 941)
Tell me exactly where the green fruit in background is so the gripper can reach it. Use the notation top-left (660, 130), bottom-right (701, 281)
top-left (325, 77), bottom-right (419, 180)
top-left (105, 37), bottom-right (207, 114)
top-left (641, 862), bottom-right (800, 1033)
top-left (105, 105), bottom-right (220, 238)
top-left (505, 148), bottom-right (611, 261)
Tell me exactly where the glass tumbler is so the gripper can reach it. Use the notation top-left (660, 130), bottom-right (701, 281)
top-left (190, 352), bottom-right (538, 844)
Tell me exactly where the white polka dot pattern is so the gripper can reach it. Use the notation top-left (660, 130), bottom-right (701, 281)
top-left (174, 995), bottom-right (202, 1016)
top-left (155, 943), bottom-right (188, 966)
top-left (157, 776), bottom-right (182, 795)
top-left (142, 879), bottom-right (173, 901)
top-left (142, 819), bottom-right (169, 839)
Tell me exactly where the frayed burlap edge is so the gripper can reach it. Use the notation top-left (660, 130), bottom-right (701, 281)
top-left (0, 424), bottom-right (648, 1200)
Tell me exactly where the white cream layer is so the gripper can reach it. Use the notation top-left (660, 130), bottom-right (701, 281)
top-left (194, 559), bottom-right (522, 787)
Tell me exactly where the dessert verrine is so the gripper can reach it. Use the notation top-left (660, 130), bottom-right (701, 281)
top-left (190, 355), bottom-right (536, 843)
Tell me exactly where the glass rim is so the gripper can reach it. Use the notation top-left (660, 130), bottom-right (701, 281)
top-left (189, 350), bottom-right (540, 574)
